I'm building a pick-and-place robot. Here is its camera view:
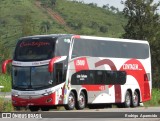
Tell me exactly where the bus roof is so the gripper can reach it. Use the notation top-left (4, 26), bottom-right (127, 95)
top-left (20, 34), bottom-right (149, 45)
top-left (77, 35), bottom-right (149, 44)
top-left (20, 34), bottom-right (73, 39)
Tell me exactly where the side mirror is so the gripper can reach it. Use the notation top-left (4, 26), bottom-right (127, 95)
top-left (48, 57), bottom-right (61, 73)
top-left (2, 59), bottom-right (12, 74)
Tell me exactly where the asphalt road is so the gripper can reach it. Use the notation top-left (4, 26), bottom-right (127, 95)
top-left (0, 107), bottom-right (160, 121)
top-left (1, 118), bottom-right (160, 121)
top-left (0, 92), bottom-right (160, 121)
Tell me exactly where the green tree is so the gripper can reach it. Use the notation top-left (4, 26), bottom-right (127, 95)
top-left (122, 0), bottom-right (160, 87)
top-left (51, 0), bottom-right (56, 6)
top-left (40, 0), bottom-right (56, 8)
top-left (122, 0), bottom-right (160, 40)
top-left (0, 40), bottom-right (10, 73)
top-left (40, 21), bottom-right (51, 34)
top-left (21, 13), bottom-right (33, 36)
top-left (110, 6), bottom-right (117, 12)
top-left (67, 20), bottom-right (83, 30)
top-left (89, 21), bottom-right (99, 30)
top-left (102, 4), bottom-right (110, 10)
top-left (99, 26), bottom-right (108, 33)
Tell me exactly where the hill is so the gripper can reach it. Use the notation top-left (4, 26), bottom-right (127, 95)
top-left (0, 0), bottom-right (67, 48)
top-left (0, 0), bottom-right (127, 61)
top-left (55, 0), bottom-right (126, 37)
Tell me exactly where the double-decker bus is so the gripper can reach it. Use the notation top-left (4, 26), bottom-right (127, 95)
top-left (2, 34), bottom-right (152, 111)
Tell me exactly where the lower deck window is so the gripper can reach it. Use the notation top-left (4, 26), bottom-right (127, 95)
top-left (71, 70), bottom-right (126, 85)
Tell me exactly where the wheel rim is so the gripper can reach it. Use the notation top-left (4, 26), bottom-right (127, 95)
top-left (79, 94), bottom-right (85, 108)
top-left (133, 92), bottom-right (138, 105)
top-left (68, 94), bottom-right (75, 108)
top-left (126, 93), bottom-right (131, 106)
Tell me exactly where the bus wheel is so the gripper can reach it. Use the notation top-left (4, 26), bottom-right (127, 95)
top-left (124, 91), bottom-right (131, 108)
top-left (41, 107), bottom-right (50, 111)
top-left (132, 91), bottom-right (139, 107)
top-left (76, 92), bottom-right (86, 110)
top-left (14, 106), bottom-right (21, 111)
top-left (29, 106), bottom-right (39, 111)
top-left (65, 91), bottom-right (75, 110)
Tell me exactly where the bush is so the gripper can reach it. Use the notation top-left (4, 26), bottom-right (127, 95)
top-left (144, 88), bottom-right (160, 107)
top-left (0, 74), bottom-right (11, 92)
top-left (99, 26), bottom-right (108, 33)
top-left (0, 97), bottom-right (13, 112)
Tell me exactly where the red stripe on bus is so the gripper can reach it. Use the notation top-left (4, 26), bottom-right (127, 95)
top-left (114, 85), bottom-right (121, 103)
top-left (82, 85), bottom-right (105, 91)
top-left (73, 35), bottom-right (80, 39)
top-left (95, 59), bottom-right (117, 70)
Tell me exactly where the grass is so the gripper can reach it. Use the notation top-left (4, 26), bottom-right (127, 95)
top-left (0, 74), bottom-right (13, 112)
top-left (0, 97), bottom-right (13, 112)
top-left (0, 74), bottom-right (11, 92)
top-left (144, 88), bottom-right (160, 107)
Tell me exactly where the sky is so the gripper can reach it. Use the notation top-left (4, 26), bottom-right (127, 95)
top-left (73, 0), bottom-right (160, 12)
top-left (75, 0), bottom-right (124, 11)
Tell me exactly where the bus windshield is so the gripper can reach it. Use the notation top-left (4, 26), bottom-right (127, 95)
top-left (12, 66), bottom-right (54, 90)
top-left (14, 37), bottom-right (56, 61)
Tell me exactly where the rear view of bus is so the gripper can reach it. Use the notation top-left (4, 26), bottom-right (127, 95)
top-left (2, 34), bottom-right (152, 111)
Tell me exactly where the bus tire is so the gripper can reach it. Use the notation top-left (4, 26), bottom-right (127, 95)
top-left (41, 107), bottom-right (50, 111)
top-left (75, 91), bottom-right (86, 110)
top-left (64, 91), bottom-right (75, 110)
top-left (88, 104), bottom-right (95, 109)
top-left (14, 106), bottom-right (21, 111)
top-left (29, 106), bottom-right (39, 111)
top-left (124, 91), bottom-right (131, 108)
top-left (132, 91), bottom-right (139, 107)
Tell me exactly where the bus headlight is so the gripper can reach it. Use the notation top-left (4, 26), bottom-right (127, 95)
top-left (42, 91), bottom-right (52, 96)
top-left (12, 94), bottom-right (19, 97)
top-left (12, 91), bottom-right (19, 97)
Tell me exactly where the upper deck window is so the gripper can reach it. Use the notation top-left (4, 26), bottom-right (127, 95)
top-left (14, 37), bottom-right (56, 61)
top-left (55, 37), bottom-right (71, 56)
top-left (72, 39), bottom-right (149, 59)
